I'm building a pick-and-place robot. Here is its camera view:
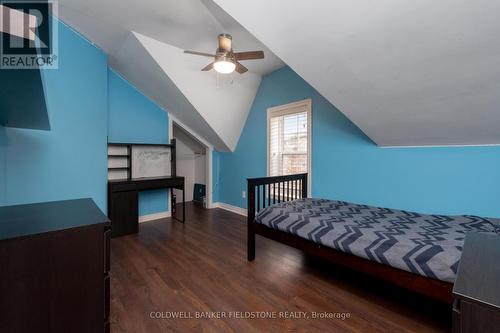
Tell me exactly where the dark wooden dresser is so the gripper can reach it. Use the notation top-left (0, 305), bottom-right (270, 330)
top-left (0, 198), bottom-right (111, 333)
top-left (453, 232), bottom-right (500, 333)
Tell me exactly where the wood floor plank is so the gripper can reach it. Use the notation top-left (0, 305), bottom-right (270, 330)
top-left (110, 203), bottom-right (450, 333)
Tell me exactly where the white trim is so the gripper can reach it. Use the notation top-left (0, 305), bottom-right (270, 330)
top-left (139, 211), bottom-right (172, 223)
top-left (171, 118), bottom-right (213, 208)
top-left (167, 117), bottom-right (174, 214)
top-left (267, 98), bottom-right (312, 196)
top-left (168, 117), bottom-right (174, 140)
top-left (380, 143), bottom-right (500, 149)
top-left (206, 148), bottom-right (213, 208)
top-left (212, 202), bottom-right (247, 217)
top-left (169, 115), bottom-right (214, 150)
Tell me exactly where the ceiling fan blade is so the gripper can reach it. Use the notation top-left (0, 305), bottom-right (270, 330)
top-left (234, 51), bottom-right (264, 61)
top-left (201, 62), bottom-right (214, 71)
top-left (184, 50), bottom-right (216, 58)
top-left (235, 62), bottom-right (248, 74)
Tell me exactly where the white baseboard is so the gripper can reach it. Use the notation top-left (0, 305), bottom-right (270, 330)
top-left (139, 211), bottom-right (171, 223)
top-left (212, 202), bottom-right (247, 217)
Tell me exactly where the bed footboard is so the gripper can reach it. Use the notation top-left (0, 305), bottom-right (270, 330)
top-left (247, 173), bottom-right (308, 261)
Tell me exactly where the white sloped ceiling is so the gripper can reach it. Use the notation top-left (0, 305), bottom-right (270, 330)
top-left (58, 0), bottom-right (284, 151)
top-left (214, 0), bottom-right (500, 147)
top-left (133, 32), bottom-right (262, 151)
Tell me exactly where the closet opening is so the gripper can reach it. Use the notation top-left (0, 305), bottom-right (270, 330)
top-left (172, 122), bottom-right (208, 209)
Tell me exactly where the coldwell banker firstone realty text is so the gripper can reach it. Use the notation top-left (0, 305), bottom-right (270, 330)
top-left (149, 311), bottom-right (351, 320)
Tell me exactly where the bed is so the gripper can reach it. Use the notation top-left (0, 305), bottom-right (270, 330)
top-left (247, 173), bottom-right (500, 303)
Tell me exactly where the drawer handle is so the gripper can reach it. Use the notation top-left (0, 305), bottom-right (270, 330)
top-left (104, 229), bottom-right (111, 273)
top-left (452, 299), bottom-right (461, 314)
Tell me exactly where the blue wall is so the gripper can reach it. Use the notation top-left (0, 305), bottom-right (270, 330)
top-left (108, 70), bottom-right (169, 216)
top-left (217, 66), bottom-right (500, 217)
top-left (0, 20), bottom-right (170, 216)
top-left (0, 19), bottom-right (108, 210)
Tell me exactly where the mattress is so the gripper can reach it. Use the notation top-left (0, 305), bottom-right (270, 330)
top-left (255, 198), bottom-right (500, 283)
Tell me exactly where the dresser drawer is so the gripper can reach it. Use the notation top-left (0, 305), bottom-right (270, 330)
top-left (453, 299), bottom-right (500, 333)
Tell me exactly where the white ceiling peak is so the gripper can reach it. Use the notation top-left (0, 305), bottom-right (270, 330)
top-left (214, 0), bottom-right (500, 146)
top-left (134, 32), bottom-right (260, 151)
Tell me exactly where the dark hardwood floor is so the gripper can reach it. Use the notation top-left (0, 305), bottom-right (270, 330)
top-left (110, 203), bottom-right (451, 333)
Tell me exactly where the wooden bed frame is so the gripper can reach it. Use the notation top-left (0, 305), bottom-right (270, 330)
top-left (247, 173), bottom-right (453, 304)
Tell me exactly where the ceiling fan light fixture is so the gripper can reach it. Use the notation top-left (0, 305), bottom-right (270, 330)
top-left (213, 57), bottom-right (236, 74)
top-left (184, 33), bottom-right (263, 75)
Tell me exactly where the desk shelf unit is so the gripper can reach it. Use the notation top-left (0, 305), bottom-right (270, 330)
top-left (107, 140), bottom-right (177, 181)
top-left (107, 139), bottom-right (184, 237)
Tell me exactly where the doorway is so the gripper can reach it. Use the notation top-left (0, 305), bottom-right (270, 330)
top-left (172, 123), bottom-right (208, 208)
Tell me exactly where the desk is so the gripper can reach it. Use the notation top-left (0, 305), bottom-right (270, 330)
top-left (108, 176), bottom-right (185, 237)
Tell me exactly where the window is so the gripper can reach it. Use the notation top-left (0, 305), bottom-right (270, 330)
top-left (267, 99), bottom-right (311, 195)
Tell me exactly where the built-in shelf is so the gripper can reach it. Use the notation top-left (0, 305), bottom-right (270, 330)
top-left (107, 145), bottom-right (131, 181)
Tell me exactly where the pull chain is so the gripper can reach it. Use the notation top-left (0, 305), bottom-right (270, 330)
top-left (215, 72), bottom-right (235, 89)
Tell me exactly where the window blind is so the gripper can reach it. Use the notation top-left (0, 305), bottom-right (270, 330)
top-left (269, 110), bottom-right (308, 177)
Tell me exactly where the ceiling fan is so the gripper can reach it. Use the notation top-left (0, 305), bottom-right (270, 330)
top-left (184, 34), bottom-right (264, 74)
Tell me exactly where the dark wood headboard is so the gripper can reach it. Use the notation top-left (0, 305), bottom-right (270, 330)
top-left (247, 173), bottom-right (308, 222)
top-left (246, 173), bottom-right (308, 261)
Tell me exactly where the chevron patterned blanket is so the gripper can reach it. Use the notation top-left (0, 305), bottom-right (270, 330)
top-left (255, 198), bottom-right (500, 282)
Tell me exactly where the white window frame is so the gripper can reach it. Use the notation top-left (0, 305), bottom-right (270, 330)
top-left (267, 98), bottom-right (312, 196)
